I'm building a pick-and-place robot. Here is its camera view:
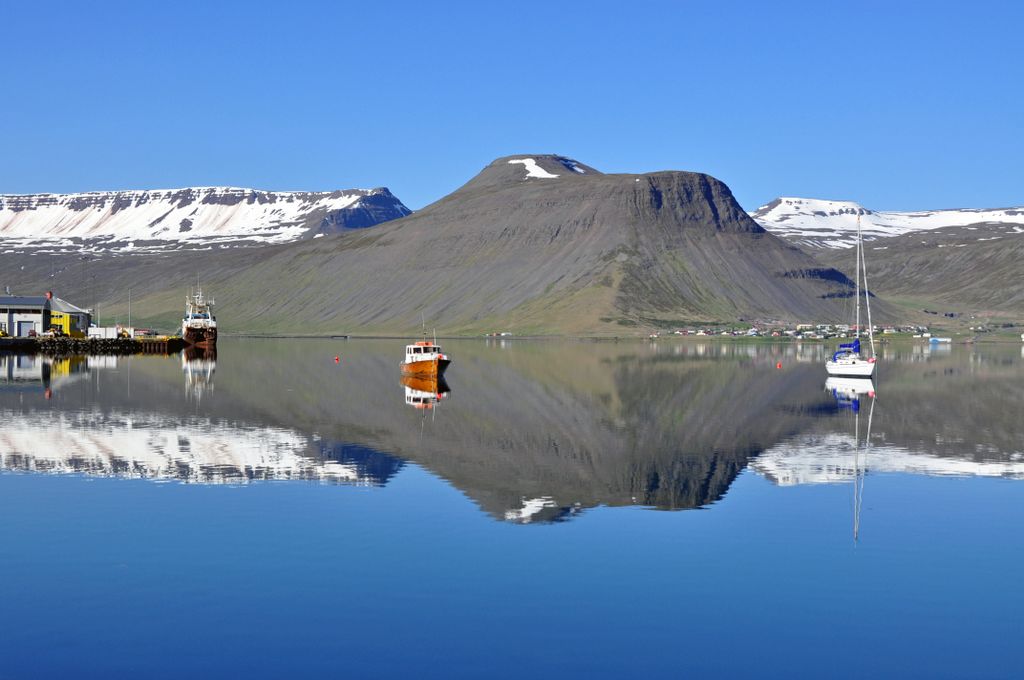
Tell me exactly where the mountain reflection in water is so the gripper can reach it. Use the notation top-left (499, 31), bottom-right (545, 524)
top-left (1, 339), bottom-right (1022, 523)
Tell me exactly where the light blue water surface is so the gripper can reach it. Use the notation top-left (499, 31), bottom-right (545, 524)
top-left (0, 339), bottom-right (1021, 678)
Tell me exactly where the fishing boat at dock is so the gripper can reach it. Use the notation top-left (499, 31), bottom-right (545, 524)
top-left (182, 289), bottom-right (217, 348)
top-left (401, 338), bottom-right (451, 378)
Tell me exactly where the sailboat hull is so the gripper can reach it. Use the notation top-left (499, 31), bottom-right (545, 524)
top-left (825, 360), bottom-right (875, 377)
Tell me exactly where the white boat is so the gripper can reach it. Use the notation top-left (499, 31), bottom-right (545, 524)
top-left (182, 289), bottom-right (217, 347)
top-left (400, 339), bottom-right (450, 378)
top-left (826, 215), bottom-right (877, 377)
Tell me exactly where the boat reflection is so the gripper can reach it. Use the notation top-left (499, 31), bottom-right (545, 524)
top-left (401, 374), bottom-right (450, 410)
top-left (182, 346), bottom-right (216, 403)
top-left (824, 376), bottom-right (875, 411)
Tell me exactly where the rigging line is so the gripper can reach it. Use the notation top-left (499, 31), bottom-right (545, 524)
top-left (861, 232), bottom-right (876, 359)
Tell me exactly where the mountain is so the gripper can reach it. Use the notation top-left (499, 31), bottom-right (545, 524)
top-left (751, 197), bottom-right (1024, 249)
top-left (0, 186), bottom-right (410, 253)
top-left (816, 225), bottom-right (1024, 315)
top-left (0, 155), bottom-right (878, 334)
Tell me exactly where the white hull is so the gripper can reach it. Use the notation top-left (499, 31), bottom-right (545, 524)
top-left (825, 360), bottom-right (876, 377)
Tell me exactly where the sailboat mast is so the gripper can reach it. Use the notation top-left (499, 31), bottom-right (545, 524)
top-left (855, 215), bottom-right (861, 342)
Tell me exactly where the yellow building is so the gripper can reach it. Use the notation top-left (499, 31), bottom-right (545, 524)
top-left (0, 292), bottom-right (91, 338)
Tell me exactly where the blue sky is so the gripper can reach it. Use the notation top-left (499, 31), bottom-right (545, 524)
top-left (2, 0), bottom-right (1021, 211)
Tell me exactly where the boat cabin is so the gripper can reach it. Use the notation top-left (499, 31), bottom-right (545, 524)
top-left (405, 341), bottom-right (442, 358)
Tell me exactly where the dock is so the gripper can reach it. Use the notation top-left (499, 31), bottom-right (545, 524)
top-left (0, 336), bottom-right (187, 356)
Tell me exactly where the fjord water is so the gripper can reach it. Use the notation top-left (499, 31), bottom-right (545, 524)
top-left (1, 340), bottom-right (1022, 678)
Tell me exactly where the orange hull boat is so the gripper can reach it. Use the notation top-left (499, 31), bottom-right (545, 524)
top-left (400, 356), bottom-right (450, 378)
top-left (401, 340), bottom-right (451, 378)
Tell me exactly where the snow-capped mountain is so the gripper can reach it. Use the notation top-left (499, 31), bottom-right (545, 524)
top-left (0, 186), bottom-right (410, 254)
top-left (751, 197), bottom-right (1024, 249)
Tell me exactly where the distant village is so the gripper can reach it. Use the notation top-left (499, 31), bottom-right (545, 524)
top-left (646, 321), bottom-right (1018, 340)
top-left (658, 324), bottom-right (933, 340)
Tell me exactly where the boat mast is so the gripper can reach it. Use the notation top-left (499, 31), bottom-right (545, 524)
top-left (855, 215), bottom-right (861, 343)
top-left (860, 226), bottom-right (876, 359)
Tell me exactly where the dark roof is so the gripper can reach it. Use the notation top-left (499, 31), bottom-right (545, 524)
top-left (0, 296), bottom-right (50, 307)
top-left (0, 295), bottom-right (90, 313)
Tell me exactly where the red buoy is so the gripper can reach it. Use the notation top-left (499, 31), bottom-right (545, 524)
top-left (334, 356), bottom-right (340, 363)
top-left (776, 362), bottom-right (782, 369)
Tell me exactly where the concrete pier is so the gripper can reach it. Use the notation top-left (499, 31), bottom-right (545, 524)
top-left (0, 336), bottom-right (186, 355)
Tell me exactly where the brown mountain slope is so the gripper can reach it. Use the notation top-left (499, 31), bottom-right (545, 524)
top-left (0, 155), bottom-right (879, 334)
top-left (819, 227), bottom-right (1024, 318)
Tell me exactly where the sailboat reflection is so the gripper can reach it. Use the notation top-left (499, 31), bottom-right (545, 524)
top-left (401, 374), bottom-right (450, 410)
top-left (182, 346), bottom-right (217, 403)
top-left (825, 376), bottom-right (875, 412)
top-left (821, 377), bottom-right (876, 540)
top-left (848, 386), bottom-right (874, 542)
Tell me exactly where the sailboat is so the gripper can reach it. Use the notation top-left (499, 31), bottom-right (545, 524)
top-left (826, 215), bottom-right (876, 377)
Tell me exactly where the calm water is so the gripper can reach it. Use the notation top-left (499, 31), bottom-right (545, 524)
top-left (1, 339), bottom-right (1022, 678)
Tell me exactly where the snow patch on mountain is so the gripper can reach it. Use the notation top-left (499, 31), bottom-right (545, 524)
top-left (508, 158), bottom-right (560, 179)
top-left (751, 197), bottom-right (1024, 249)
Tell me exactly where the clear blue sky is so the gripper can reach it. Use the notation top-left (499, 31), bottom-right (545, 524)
top-left (2, 0), bottom-right (1021, 211)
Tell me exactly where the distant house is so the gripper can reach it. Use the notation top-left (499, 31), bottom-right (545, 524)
top-left (0, 292), bottom-right (91, 338)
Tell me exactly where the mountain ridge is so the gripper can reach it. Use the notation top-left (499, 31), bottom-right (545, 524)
top-left (752, 196), bottom-right (1024, 249)
top-left (0, 185), bottom-right (411, 253)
